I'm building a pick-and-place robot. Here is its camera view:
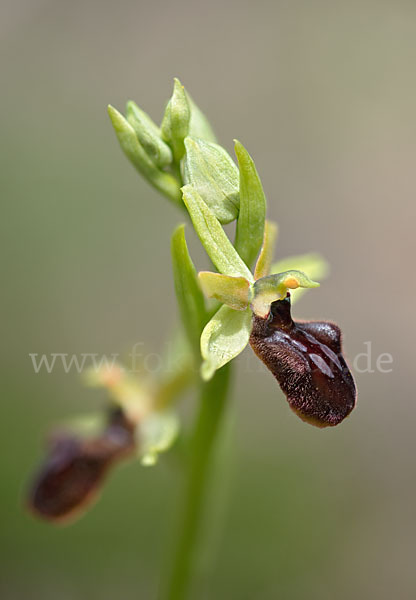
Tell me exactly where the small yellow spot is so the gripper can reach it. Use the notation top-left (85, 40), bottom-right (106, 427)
top-left (284, 277), bottom-right (300, 289)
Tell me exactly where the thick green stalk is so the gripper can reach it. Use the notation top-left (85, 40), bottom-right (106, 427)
top-left (161, 364), bottom-right (232, 600)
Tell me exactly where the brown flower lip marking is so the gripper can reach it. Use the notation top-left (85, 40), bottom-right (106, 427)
top-left (27, 408), bottom-right (136, 523)
top-left (249, 294), bottom-right (356, 427)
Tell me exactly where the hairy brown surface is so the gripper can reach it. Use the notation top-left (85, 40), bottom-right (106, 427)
top-left (27, 408), bottom-right (136, 523)
top-left (250, 296), bottom-right (356, 427)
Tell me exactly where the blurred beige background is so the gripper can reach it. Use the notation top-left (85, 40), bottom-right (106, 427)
top-left (1, 0), bottom-right (416, 598)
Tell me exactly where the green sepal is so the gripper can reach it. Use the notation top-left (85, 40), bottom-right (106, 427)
top-left (252, 270), bottom-right (320, 317)
top-left (126, 100), bottom-right (172, 168)
top-left (183, 136), bottom-right (239, 224)
top-left (200, 305), bottom-right (252, 380)
top-left (181, 184), bottom-right (253, 281)
top-left (171, 224), bottom-right (209, 358)
top-left (161, 78), bottom-right (190, 162)
top-left (270, 254), bottom-right (329, 304)
top-left (234, 140), bottom-right (266, 269)
top-left (139, 410), bottom-right (180, 466)
top-left (254, 220), bottom-right (278, 280)
top-left (108, 105), bottom-right (181, 205)
top-left (198, 272), bottom-right (251, 311)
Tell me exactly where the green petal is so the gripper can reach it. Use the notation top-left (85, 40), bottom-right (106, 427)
top-left (234, 141), bottom-right (266, 269)
top-left (270, 253), bottom-right (329, 304)
top-left (200, 305), bottom-right (252, 380)
top-left (254, 220), bottom-right (278, 280)
top-left (252, 270), bottom-right (320, 317)
top-left (182, 184), bottom-right (253, 281)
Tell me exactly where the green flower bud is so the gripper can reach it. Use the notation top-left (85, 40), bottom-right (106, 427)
top-left (161, 78), bottom-right (190, 162)
top-left (183, 137), bottom-right (240, 224)
top-left (108, 105), bottom-right (181, 206)
top-left (126, 101), bottom-right (172, 168)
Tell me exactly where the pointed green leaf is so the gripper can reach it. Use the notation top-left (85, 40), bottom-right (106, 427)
top-left (186, 92), bottom-right (217, 142)
top-left (171, 224), bottom-right (208, 357)
top-left (126, 100), bottom-right (172, 168)
top-left (181, 184), bottom-right (253, 281)
top-left (252, 270), bottom-right (320, 317)
top-left (200, 305), bottom-right (252, 380)
top-left (198, 272), bottom-right (251, 311)
top-left (108, 105), bottom-right (181, 205)
top-left (183, 137), bottom-right (239, 224)
top-left (234, 140), bottom-right (266, 269)
top-left (254, 220), bottom-right (278, 280)
top-left (139, 410), bottom-right (180, 466)
top-left (270, 253), bottom-right (329, 304)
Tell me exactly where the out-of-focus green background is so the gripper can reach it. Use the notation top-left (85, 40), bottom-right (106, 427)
top-left (2, 0), bottom-right (416, 598)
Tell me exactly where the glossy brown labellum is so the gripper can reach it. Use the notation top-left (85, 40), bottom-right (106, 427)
top-left (27, 408), bottom-right (136, 523)
top-left (250, 295), bottom-right (356, 427)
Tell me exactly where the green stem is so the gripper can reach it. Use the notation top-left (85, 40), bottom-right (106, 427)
top-left (161, 364), bottom-right (232, 600)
